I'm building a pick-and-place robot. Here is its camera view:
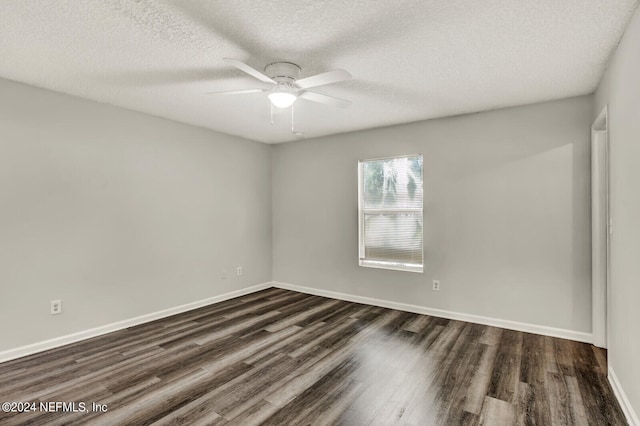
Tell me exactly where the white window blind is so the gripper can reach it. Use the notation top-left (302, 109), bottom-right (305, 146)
top-left (358, 155), bottom-right (423, 273)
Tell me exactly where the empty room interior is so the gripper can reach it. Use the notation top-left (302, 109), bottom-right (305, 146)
top-left (1, 1), bottom-right (639, 425)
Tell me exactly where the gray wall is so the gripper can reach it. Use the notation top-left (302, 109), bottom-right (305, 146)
top-left (273, 96), bottom-right (593, 333)
top-left (0, 72), bottom-right (601, 362)
top-left (0, 78), bottom-right (272, 351)
top-left (595, 4), bottom-right (640, 419)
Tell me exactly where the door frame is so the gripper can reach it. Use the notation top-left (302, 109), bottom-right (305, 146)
top-left (591, 105), bottom-right (609, 349)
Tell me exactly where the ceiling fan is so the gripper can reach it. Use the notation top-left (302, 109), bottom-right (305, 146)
top-left (208, 58), bottom-right (352, 109)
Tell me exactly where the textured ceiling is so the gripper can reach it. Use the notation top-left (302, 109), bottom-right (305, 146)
top-left (0, 1), bottom-right (637, 143)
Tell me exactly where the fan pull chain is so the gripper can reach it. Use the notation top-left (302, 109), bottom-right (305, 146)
top-left (291, 105), bottom-right (295, 133)
top-left (270, 103), bottom-right (274, 125)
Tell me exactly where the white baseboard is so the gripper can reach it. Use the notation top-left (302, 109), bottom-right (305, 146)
top-left (609, 366), bottom-right (640, 426)
top-left (0, 280), bottom-right (595, 363)
top-left (272, 281), bottom-right (593, 344)
top-left (0, 282), bottom-right (272, 363)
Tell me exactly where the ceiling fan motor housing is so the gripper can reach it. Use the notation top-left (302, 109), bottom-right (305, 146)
top-left (265, 62), bottom-right (301, 84)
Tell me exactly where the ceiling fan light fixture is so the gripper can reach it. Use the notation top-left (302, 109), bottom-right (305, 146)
top-left (268, 84), bottom-right (297, 108)
top-left (213, 59), bottom-right (352, 110)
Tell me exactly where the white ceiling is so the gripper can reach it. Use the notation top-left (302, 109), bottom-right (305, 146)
top-left (0, 1), bottom-right (637, 143)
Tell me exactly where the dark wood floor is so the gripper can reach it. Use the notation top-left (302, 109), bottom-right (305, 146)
top-left (0, 288), bottom-right (627, 425)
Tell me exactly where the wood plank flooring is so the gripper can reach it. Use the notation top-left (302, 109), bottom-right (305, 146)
top-left (0, 288), bottom-right (627, 425)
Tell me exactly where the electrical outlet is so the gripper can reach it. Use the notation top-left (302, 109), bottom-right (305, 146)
top-left (237, 266), bottom-right (243, 276)
top-left (432, 280), bottom-right (440, 291)
top-left (50, 299), bottom-right (62, 315)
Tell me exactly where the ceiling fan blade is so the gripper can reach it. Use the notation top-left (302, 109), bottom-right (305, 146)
top-left (296, 69), bottom-right (352, 89)
top-left (223, 58), bottom-right (276, 84)
top-left (299, 91), bottom-right (352, 108)
top-left (206, 88), bottom-right (267, 95)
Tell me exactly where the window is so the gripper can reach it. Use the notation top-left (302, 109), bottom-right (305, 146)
top-left (358, 155), bottom-right (423, 273)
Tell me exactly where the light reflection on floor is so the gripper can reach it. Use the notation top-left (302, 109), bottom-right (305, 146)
top-left (341, 326), bottom-right (443, 425)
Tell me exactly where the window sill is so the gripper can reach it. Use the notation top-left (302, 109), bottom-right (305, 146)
top-left (359, 259), bottom-right (423, 273)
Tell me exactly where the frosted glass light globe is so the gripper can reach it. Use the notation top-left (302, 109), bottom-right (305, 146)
top-left (268, 91), bottom-right (297, 108)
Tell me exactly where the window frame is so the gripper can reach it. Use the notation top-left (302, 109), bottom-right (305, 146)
top-left (357, 154), bottom-right (424, 273)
